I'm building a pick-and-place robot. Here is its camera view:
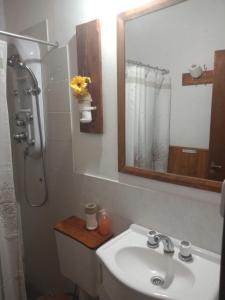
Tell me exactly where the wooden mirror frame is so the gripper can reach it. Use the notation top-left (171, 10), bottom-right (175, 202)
top-left (117, 0), bottom-right (222, 193)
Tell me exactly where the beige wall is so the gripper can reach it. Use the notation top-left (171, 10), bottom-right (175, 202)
top-left (3, 0), bottom-right (223, 295)
top-left (0, 0), bottom-right (5, 29)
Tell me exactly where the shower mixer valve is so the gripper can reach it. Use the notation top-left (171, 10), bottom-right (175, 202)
top-left (14, 110), bottom-right (34, 145)
top-left (16, 119), bottom-right (26, 127)
top-left (25, 112), bottom-right (33, 121)
top-left (13, 132), bottom-right (27, 143)
top-left (23, 87), bottom-right (41, 96)
top-left (23, 87), bottom-right (33, 96)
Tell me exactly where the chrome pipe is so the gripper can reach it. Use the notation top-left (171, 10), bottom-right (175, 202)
top-left (0, 30), bottom-right (58, 48)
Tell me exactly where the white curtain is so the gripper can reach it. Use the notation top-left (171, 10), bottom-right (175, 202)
top-left (126, 63), bottom-right (171, 172)
top-left (0, 40), bottom-right (26, 300)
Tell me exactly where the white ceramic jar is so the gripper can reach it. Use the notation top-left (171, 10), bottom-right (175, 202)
top-left (85, 202), bottom-right (98, 230)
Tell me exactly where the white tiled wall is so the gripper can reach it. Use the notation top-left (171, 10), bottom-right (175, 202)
top-left (47, 112), bottom-right (72, 140)
top-left (45, 47), bottom-right (70, 82)
top-left (14, 45), bottom-right (75, 294)
top-left (47, 81), bottom-right (70, 113)
top-left (72, 174), bottom-right (222, 254)
top-left (47, 140), bottom-right (73, 173)
top-left (45, 45), bottom-right (74, 200)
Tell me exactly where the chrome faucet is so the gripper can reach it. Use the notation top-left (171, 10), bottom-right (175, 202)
top-left (153, 233), bottom-right (174, 254)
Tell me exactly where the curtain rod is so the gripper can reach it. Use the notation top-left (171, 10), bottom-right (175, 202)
top-left (0, 30), bottom-right (59, 48)
top-left (126, 59), bottom-right (169, 74)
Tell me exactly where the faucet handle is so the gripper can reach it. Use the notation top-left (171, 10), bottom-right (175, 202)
top-left (179, 240), bottom-right (193, 262)
top-left (147, 230), bottom-right (159, 248)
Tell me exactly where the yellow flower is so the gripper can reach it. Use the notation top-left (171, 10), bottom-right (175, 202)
top-left (70, 76), bottom-right (91, 97)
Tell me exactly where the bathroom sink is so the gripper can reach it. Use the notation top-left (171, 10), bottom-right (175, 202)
top-left (115, 246), bottom-right (194, 292)
top-left (97, 224), bottom-right (220, 300)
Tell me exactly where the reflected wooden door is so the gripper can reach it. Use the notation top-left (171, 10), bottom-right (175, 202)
top-left (208, 50), bottom-right (225, 181)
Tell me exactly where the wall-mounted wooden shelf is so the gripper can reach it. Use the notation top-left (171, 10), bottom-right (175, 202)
top-left (182, 70), bottom-right (214, 86)
top-left (76, 19), bottom-right (103, 133)
top-left (54, 216), bottom-right (113, 250)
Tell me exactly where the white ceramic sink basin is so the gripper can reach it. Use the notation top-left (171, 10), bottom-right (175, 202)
top-left (97, 224), bottom-right (220, 300)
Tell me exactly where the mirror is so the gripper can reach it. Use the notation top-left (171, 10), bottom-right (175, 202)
top-left (117, 0), bottom-right (225, 192)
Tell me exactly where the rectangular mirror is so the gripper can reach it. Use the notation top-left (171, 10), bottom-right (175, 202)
top-left (117, 0), bottom-right (225, 192)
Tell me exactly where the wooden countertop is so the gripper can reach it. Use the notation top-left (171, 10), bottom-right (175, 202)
top-left (54, 216), bottom-right (113, 250)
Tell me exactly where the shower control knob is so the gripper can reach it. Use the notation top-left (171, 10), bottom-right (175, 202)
top-left (147, 230), bottom-right (159, 248)
top-left (23, 88), bottom-right (33, 96)
top-left (12, 89), bottom-right (19, 96)
top-left (32, 87), bottom-right (41, 95)
top-left (13, 132), bottom-right (27, 143)
top-left (26, 113), bottom-right (33, 121)
top-left (179, 241), bottom-right (193, 262)
top-left (27, 139), bottom-right (35, 146)
top-left (16, 120), bottom-right (26, 127)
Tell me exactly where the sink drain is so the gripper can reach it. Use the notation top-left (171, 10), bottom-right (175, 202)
top-left (151, 276), bottom-right (164, 286)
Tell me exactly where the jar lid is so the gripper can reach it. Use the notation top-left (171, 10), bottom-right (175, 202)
top-left (99, 208), bottom-right (108, 215)
top-left (85, 202), bottom-right (97, 214)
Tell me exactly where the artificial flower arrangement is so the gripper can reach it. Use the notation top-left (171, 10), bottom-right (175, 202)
top-left (70, 75), bottom-right (95, 123)
top-left (70, 75), bottom-right (92, 101)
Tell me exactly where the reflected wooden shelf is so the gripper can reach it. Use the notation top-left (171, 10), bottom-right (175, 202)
top-left (182, 70), bottom-right (214, 86)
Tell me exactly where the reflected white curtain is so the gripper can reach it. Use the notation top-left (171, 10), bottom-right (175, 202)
top-left (0, 40), bottom-right (26, 300)
top-left (126, 63), bottom-right (171, 172)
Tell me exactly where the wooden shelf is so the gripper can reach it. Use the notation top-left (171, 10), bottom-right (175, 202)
top-left (76, 19), bottom-right (103, 134)
top-left (182, 70), bottom-right (214, 86)
top-left (54, 216), bottom-right (113, 250)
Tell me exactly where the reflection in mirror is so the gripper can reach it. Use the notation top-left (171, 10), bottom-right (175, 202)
top-left (124, 0), bottom-right (225, 182)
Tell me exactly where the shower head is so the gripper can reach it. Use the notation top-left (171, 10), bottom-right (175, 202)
top-left (7, 54), bottom-right (40, 93)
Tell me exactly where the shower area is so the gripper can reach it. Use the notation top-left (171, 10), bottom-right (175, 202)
top-left (0, 27), bottom-right (58, 299)
top-left (7, 40), bottom-right (48, 208)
